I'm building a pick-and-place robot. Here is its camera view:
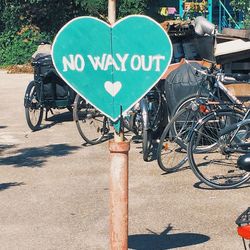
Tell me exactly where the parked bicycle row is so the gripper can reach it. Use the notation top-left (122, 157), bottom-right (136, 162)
top-left (158, 62), bottom-right (250, 189)
top-left (24, 16), bottom-right (250, 190)
top-left (23, 49), bottom-right (250, 191)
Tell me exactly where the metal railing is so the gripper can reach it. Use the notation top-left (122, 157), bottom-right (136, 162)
top-left (218, 0), bottom-right (240, 31)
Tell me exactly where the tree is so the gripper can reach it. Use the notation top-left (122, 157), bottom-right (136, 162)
top-left (0, 0), bottom-right (155, 65)
top-left (230, 0), bottom-right (250, 29)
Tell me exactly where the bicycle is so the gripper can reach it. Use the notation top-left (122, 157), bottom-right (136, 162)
top-left (157, 63), bottom-right (217, 173)
top-left (73, 86), bottom-right (162, 148)
top-left (140, 84), bottom-right (168, 161)
top-left (186, 71), bottom-right (250, 189)
top-left (73, 93), bottom-right (151, 147)
top-left (157, 60), bottom-right (250, 180)
top-left (24, 53), bottom-right (76, 131)
top-left (156, 14), bottom-right (217, 171)
top-left (157, 98), bottom-right (209, 173)
top-left (129, 76), bottom-right (204, 162)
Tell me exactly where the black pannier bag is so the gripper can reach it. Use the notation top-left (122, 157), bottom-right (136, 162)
top-left (165, 61), bottom-right (209, 116)
top-left (33, 54), bottom-right (74, 101)
top-left (43, 71), bottom-right (68, 100)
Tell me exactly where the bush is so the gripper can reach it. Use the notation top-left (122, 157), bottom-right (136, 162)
top-left (118, 0), bottom-right (148, 18)
top-left (0, 0), bottom-right (84, 65)
top-left (0, 25), bottom-right (50, 66)
top-left (0, 0), bottom-right (156, 65)
top-left (75, 0), bottom-right (108, 18)
top-left (1, 1), bottom-right (85, 36)
top-left (230, 0), bottom-right (250, 29)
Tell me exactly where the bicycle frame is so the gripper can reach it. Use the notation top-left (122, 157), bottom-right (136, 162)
top-left (182, 66), bottom-right (250, 145)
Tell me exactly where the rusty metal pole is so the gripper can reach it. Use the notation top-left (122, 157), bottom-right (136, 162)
top-left (109, 141), bottom-right (130, 250)
top-left (108, 1), bottom-right (130, 249)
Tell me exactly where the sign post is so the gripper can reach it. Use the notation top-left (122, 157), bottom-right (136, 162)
top-left (108, 0), bottom-right (116, 24)
top-left (109, 139), bottom-right (129, 249)
top-left (108, 1), bottom-right (129, 249)
top-left (51, 6), bottom-right (172, 249)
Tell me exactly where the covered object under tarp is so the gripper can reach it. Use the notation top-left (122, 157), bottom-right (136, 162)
top-left (165, 61), bottom-right (209, 116)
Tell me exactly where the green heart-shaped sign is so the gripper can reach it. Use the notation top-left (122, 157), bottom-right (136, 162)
top-left (52, 15), bottom-right (172, 121)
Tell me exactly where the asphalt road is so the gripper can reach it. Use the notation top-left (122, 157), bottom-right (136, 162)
top-left (0, 71), bottom-right (249, 249)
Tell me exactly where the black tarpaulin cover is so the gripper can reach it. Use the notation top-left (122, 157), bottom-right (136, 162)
top-left (165, 61), bottom-right (209, 116)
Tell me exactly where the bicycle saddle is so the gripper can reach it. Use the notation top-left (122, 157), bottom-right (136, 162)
top-left (237, 154), bottom-right (250, 172)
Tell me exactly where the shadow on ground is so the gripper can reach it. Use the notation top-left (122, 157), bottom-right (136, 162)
top-left (0, 144), bottom-right (16, 154)
top-left (0, 182), bottom-right (25, 191)
top-left (0, 144), bottom-right (80, 168)
top-left (46, 111), bottom-right (73, 123)
top-left (40, 111), bottom-right (73, 130)
top-left (161, 165), bottom-right (190, 176)
top-left (128, 224), bottom-right (210, 250)
top-left (81, 133), bottom-right (113, 147)
top-left (193, 180), bottom-right (250, 190)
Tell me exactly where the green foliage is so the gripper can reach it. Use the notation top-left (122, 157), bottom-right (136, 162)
top-left (2, 1), bottom-right (35, 31)
top-left (0, 25), bottom-right (50, 65)
top-left (75, 0), bottom-right (108, 19)
top-left (118, 0), bottom-right (148, 18)
top-left (1, 0), bottom-right (85, 35)
top-left (230, 0), bottom-right (250, 28)
top-left (74, 0), bottom-right (149, 20)
top-left (0, 0), bottom-right (154, 65)
top-left (0, 0), bottom-right (86, 65)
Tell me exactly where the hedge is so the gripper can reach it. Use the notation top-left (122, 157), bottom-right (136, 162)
top-left (0, 0), bottom-right (158, 65)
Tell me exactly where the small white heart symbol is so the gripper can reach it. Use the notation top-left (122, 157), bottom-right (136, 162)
top-left (104, 81), bottom-right (122, 97)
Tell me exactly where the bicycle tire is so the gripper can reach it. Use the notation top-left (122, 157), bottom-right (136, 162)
top-left (142, 127), bottom-right (152, 162)
top-left (157, 107), bottom-right (200, 173)
top-left (187, 109), bottom-right (250, 189)
top-left (171, 94), bottom-right (207, 117)
top-left (73, 94), bottom-right (108, 145)
top-left (24, 81), bottom-right (43, 131)
top-left (123, 111), bottom-right (140, 134)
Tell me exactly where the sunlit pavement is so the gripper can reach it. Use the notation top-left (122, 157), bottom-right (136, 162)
top-left (0, 70), bottom-right (248, 249)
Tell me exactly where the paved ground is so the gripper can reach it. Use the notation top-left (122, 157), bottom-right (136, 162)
top-left (0, 71), bottom-right (249, 250)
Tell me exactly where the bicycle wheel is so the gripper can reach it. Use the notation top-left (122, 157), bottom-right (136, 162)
top-left (24, 81), bottom-right (43, 131)
top-left (157, 107), bottom-right (201, 173)
top-left (171, 94), bottom-right (207, 117)
top-left (188, 109), bottom-right (250, 189)
top-left (123, 110), bottom-right (141, 135)
top-left (73, 94), bottom-right (109, 145)
top-left (142, 127), bottom-right (152, 162)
